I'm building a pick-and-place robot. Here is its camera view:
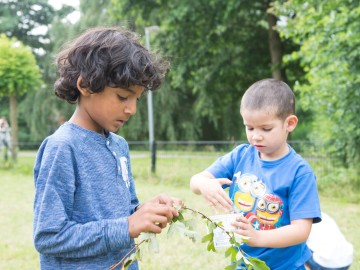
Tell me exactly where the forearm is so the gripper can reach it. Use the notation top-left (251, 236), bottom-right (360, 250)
top-left (249, 219), bottom-right (312, 248)
top-left (34, 218), bottom-right (131, 258)
top-left (190, 171), bottom-right (214, 194)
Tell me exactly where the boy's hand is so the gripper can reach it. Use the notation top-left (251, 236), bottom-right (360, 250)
top-left (232, 216), bottom-right (313, 248)
top-left (199, 178), bottom-right (233, 213)
top-left (231, 215), bottom-right (258, 245)
top-left (149, 193), bottom-right (184, 213)
top-left (191, 171), bottom-right (233, 213)
top-left (128, 194), bottom-right (183, 238)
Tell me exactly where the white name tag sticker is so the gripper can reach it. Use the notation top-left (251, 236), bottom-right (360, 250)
top-left (210, 214), bottom-right (238, 248)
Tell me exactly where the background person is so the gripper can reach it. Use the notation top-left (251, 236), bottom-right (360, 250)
top-left (305, 212), bottom-right (353, 270)
top-left (0, 116), bottom-right (11, 160)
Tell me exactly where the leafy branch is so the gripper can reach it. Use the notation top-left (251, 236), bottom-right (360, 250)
top-left (109, 240), bottom-right (144, 270)
top-left (110, 205), bottom-right (269, 270)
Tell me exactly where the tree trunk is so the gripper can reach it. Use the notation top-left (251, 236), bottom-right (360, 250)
top-left (267, 12), bottom-right (287, 82)
top-left (9, 94), bottom-right (18, 161)
top-left (267, 8), bottom-right (293, 140)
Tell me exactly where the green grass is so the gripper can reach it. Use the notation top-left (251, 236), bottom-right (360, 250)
top-left (0, 151), bottom-right (359, 269)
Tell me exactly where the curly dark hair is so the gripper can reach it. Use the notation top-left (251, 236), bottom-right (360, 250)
top-left (54, 27), bottom-right (170, 103)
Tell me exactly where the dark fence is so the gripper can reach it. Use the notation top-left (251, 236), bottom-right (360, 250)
top-left (16, 140), bottom-right (335, 178)
top-left (128, 140), bottom-right (335, 179)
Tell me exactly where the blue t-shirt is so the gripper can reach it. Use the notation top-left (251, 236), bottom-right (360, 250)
top-left (207, 144), bottom-right (321, 270)
top-left (33, 122), bottom-right (139, 269)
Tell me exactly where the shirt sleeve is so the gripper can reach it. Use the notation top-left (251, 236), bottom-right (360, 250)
top-left (33, 139), bottom-right (132, 258)
top-left (207, 147), bottom-right (240, 179)
top-left (288, 166), bottom-right (322, 223)
top-left (207, 145), bottom-right (249, 188)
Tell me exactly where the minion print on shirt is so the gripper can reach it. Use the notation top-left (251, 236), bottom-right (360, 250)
top-left (231, 172), bottom-right (283, 230)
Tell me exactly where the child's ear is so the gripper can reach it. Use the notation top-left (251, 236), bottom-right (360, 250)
top-left (76, 76), bottom-right (91, 96)
top-left (286, 115), bottom-right (298, 132)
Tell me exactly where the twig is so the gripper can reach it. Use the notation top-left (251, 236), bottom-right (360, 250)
top-left (182, 206), bottom-right (231, 238)
top-left (109, 239), bottom-right (146, 270)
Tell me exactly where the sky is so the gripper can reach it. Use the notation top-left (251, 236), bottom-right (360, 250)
top-left (32, 0), bottom-right (80, 36)
top-left (30, 0), bottom-right (80, 51)
top-left (48, 0), bottom-right (80, 23)
top-left (48, 0), bottom-right (79, 10)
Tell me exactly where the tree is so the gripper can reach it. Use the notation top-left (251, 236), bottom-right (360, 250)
top-left (110, 0), bottom-right (282, 141)
top-left (0, 0), bottom-right (73, 51)
top-left (0, 35), bottom-right (42, 161)
top-left (273, 0), bottom-right (360, 167)
top-left (0, 0), bottom-right (74, 145)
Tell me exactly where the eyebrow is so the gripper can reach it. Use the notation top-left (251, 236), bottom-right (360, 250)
top-left (121, 86), bottom-right (145, 98)
top-left (243, 122), bottom-right (273, 127)
top-left (122, 87), bottom-right (135, 94)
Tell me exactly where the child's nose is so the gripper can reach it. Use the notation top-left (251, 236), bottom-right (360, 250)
top-left (124, 99), bottom-right (137, 115)
top-left (252, 132), bottom-right (262, 141)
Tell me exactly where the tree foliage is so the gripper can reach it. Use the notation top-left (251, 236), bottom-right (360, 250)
top-left (273, 0), bottom-right (360, 166)
top-left (0, 0), bottom-right (73, 51)
top-left (0, 0), bottom-right (75, 143)
top-left (19, 13), bottom-right (81, 142)
top-left (0, 35), bottom-right (42, 160)
top-left (110, 0), bottom-right (276, 141)
top-left (0, 0), bottom-right (300, 144)
top-left (0, 35), bottom-right (42, 99)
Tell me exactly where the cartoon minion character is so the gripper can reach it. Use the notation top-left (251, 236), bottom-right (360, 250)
top-left (256, 193), bottom-right (283, 230)
top-left (231, 173), bottom-right (266, 215)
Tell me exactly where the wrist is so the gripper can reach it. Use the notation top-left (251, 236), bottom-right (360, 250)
top-left (192, 176), bottom-right (208, 195)
top-left (135, 203), bottom-right (143, 211)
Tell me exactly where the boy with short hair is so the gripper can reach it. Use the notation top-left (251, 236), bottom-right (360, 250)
top-left (190, 78), bottom-right (321, 269)
top-left (33, 27), bottom-right (181, 270)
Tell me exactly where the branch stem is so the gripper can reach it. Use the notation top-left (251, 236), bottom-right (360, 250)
top-left (109, 239), bottom-right (146, 270)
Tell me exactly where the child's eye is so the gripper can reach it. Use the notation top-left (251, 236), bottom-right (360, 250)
top-left (246, 127), bottom-right (254, 131)
top-left (263, 128), bottom-right (272, 132)
top-left (118, 95), bottom-right (128, 101)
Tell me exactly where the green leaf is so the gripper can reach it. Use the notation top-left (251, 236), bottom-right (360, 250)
top-left (167, 222), bottom-right (177, 238)
top-left (123, 252), bottom-right (136, 269)
top-left (248, 257), bottom-right (270, 270)
top-left (184, 218), bottom-right (197, 231)
top-left (135, 248), bottom-right (142, 261)
top-left (224, 264), bottom-right (238, 270)
top-left (138, 232), bottom-right (155, 242)
top-left (225, 246), bottom-right (238, 261)
top-left (201, 232), bottom-right (213, 243)
top-left (172, 211), bottom-right (185, 223)
top-left (206, 240), bottom-right (216, 252)
top-left (147, 233), bottom-right (159, 254)
top-left (207, 220), bottom-right (217, 232)
top-left (169, 221), bottom-right (200, 242)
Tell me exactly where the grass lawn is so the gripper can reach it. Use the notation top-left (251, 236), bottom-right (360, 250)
top-left (0, 152), bottom-right (359, 269)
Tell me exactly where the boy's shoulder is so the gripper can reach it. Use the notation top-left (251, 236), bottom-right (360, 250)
top-left (46, 122), bottom-right (83, 144)
top-left (287, 146), bottom-right (314, 174)
top-left (231, 143), bottom-right (255, 155)
top-left (289, 146), bottom-right (311, 163)
top-left (37, 123), bottom-right (83, 155)
top-left (108, 132), bottom-right (128, 149)
top-left (108, 131), bottom-right (126, 143)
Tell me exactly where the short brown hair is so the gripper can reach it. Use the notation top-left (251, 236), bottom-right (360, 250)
top-left (240, 78), bottom-right (295, 119)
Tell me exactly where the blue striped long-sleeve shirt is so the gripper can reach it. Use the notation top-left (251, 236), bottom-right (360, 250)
top-left (33, 122), bottom-right (139, 269)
